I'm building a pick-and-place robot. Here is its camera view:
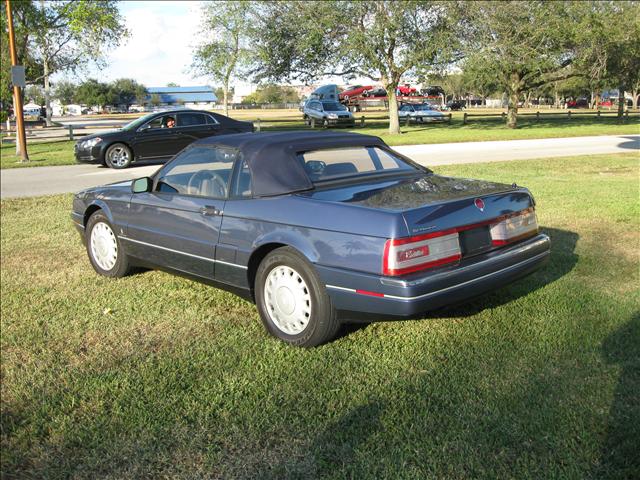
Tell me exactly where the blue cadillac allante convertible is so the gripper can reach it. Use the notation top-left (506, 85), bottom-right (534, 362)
top-left (72, 131), bottom-right (550, 347)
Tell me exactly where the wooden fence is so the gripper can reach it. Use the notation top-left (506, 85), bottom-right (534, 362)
top-left (460, 109), bottom-right (639, 125)
top-left (2, 109), bottom-right (638, 144)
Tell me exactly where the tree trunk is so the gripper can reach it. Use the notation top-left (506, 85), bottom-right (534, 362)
top-left (43, 61), bottom-right (52, 126)
top-left (223, 81), bottom-right (229, 118)
top-left (617, 87), bottom-right (624, 118)
top-left (387, 87), bottom-right (400, 134)
top-left (507, 90), bottom-right (519, 128)
top-left (632, 90), bottom-right (638, 110)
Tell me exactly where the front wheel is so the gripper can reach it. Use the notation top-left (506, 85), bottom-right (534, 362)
top-left (86, 211), bottom-right (133, 277)
top-left (255, 247), bottom-right (340, 347)
top-left (105, 143), bottom-right (133, 169)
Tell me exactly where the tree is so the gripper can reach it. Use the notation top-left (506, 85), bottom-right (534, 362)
top-left (241, 84), bottom-right (299, 104)
top-left (429, 72), bottom-right (466, 102)
top-left (150, 93), bottom-right (161, 108)
top-left (461, 57), bottom-right (500, 107)
top-left (166, 82), bottom-right (179, 87)
top-left (214, 86), bottom-right (233, 102)
top-left (463, 1), bottom-right (590, 128)
top-left (192, 1), bottom-right (254, 117)
top-left (30, 0), bottom-right (127, 125)
top-left (1, 1), bottom-right (42, 109)
top-left (75, 79), bottom-right (113, 110)
top-left (25, 84), bottom-right (45, 105)
top-left (53, 79), bottom-right (76, 105)
top-left (252, 1), bottom-right (458, 134)
top-left (602, 3), bottom-right (640, 113)
top-left (109, 78), bottom-right (146, 110)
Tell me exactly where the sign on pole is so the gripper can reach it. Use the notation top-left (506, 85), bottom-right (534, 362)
top-left (10, 65), bottom-right (25, 88)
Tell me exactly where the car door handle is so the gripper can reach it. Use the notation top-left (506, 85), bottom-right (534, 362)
top-left (200, 205), bottom-right (222, 216)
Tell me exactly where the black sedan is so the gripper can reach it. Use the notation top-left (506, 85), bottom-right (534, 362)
top-left (74, 109), bottom-right (253, 169)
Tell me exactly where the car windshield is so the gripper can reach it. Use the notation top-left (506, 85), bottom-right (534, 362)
top-left (299, 146), bottom-right (422, 183)
top-left (321, 102), bottom-right (347, 111)
top-left (414, 104), bottom-right (434, 111)
top-left (121, 113), bottom-right (157, 131)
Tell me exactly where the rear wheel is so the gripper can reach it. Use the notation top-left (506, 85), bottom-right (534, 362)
top-left (105, 143), bottom-right (132, 169)
top-left (86, 211), bottom-right (132, 277)
top-left (255, 247), bottom-right (340, 347)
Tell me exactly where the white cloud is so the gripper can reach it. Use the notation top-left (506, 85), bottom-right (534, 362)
top-left (71, 1), bottom-right (210, 87)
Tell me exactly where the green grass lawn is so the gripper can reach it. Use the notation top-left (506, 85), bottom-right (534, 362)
top-left (0, 140), bottom-right (75, 169)
top-left (1, 115), bottom-right (638, 169)
top-left (357, 115), bottom-right (639, 146)
top-left (1, 153), bottom-right (639, 479)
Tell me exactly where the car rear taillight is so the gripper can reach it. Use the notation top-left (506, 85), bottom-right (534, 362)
top-left (383, 230), bottom-right (461, 276)
top-left (490, 208), bottom-right (538, 246)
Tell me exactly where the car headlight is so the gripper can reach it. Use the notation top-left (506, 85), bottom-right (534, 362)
top-left (327, 113), bottom-right (338, 119)
top-left (82, 137), bottom-right (103, 148)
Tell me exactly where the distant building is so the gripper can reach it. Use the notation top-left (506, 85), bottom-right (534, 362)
top-left (232, 84), bottom-right (257, 104)
top-left (146, 86), bottom-right (217, 109)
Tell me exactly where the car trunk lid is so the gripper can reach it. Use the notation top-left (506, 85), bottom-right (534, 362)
top-left (300, 173), bottom-right (535, 262)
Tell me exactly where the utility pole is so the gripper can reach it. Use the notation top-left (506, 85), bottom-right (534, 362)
top-left (5, 0), bottom-right (29, 162)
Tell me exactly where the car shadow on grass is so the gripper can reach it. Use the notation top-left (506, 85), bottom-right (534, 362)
top-left (339, 226), bottom-right (578, 333)
top-left (595, 312), bottom-right (640, 478)
top-left (424, 226), bottom-right (578, 320)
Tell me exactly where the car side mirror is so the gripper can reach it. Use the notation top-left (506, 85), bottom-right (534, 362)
top-left (132, 177), bottom-right (152, 193)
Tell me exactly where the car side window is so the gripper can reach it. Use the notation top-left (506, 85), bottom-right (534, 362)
top-left (142, 114), bottom-right (174, 130)
top-left (231, 159), bottom-right (252, 198)
top-left (205, 114), bottom-right (219, 125)
top-left (177, 113), bottom-right (208, 127)
top-left (155, 146), bottom-right (237, 198)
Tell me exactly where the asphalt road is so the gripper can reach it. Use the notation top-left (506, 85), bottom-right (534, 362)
top-left (1, 134), bottom-right (638, 199)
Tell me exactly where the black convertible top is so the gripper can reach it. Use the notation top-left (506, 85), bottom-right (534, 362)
top-left (195, 131), bottom-right (388, 197)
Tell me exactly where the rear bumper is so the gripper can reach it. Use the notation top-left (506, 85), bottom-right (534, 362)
top-left (317, 234), bottom-right (550, 318)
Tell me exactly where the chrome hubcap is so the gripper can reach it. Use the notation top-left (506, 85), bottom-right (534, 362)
top-left (264, 265), bottom-right (312, 335)
top-left (109, 147), bottom-right (129, 167)
top-left (90, 222), bottom-right (118, 270)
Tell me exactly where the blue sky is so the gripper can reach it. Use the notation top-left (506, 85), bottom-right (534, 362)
top-left (66, 1), bottom-right (370, 91)
top-left (80, 1), bottom-right (209, 87)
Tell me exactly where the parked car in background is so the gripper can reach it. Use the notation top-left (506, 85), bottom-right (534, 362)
top-left (73, 131), bottom-right (550, 347)
top-left (444, 100), bottom-right (466, 111)
top-left (74, 109), bottom-right (253, 169)
top-left (303, 100), bottom-right (355, 127)
top-left (566, 98), bottom-right (589, 108)
top-left (368, 87), bottom-right (387, 97)
top-left (397, 84), bottom-right (418, 96)
top-left (339, 85), bottom-right (373, 101)
top-left (398, 103), bottom-right (447, 122)
top-left (422, 86), bottom-right (446, 97)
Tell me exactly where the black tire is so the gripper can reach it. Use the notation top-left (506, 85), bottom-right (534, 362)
top-left (303, 115), bottom-right (310, 126)
top-left (85, 211), bottom-right (132, 278)
top-left (105, 143), bottom-right (133, 169)
top-left (322, 118), bottom-right (329, 128)
top-left (255, 247), bottom-right (340, 347)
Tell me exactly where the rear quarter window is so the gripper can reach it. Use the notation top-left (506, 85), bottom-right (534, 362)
top-left (299, 146), bottom-right (416, 182)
